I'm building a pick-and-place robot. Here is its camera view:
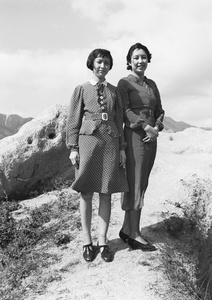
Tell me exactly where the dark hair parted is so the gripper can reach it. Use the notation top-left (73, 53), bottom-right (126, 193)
top-left (87, 48), bottom-right (113, 70)
top-left (126, 43), bottom-right (152, 70)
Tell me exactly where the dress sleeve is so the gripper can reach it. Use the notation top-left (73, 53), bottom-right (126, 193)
top-left (114, 88), bottom-right (127, 150)
top-left (117, 78), bottom-right (148, 129)
top-left (66, 85), bottom-right (84, 150)
top-left (152, 82), bottom-right (165, 131)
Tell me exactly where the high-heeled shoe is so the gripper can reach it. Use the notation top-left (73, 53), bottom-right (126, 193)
top-left (119, 230), bottom-right (129, 243)
top-left (128, 237), bottom-right (157, 252)
top-left (83, 243), bottom-right (96, 262)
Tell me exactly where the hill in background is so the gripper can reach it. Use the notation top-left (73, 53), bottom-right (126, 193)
top-left (163, 116), bottom-right (194, 132)
top-left (0, 113), bottom-right (33, 139)
top-left (163, 116), bottom-right (212, 132)
top-left (0, 112), bottom-right (211, 140)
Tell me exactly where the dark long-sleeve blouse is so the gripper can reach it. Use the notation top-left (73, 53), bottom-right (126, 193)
top-left (66, 81), bottom-right (126, 150)
top-left (117, 74), bottom-right (164, 131)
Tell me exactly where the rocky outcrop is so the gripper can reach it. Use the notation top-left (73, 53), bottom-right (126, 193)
top-left (0, 104), bottom-right (74, 201)
top-left (0, 113), bottom-right (33, 139)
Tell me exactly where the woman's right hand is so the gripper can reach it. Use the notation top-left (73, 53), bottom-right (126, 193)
top-left (69, 150), bottom-right (80, 169)
top-left (143, 125), bottom-right (159, 143)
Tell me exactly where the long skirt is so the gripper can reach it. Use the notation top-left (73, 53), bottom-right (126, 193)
top-left (121, 126), bottom-right (157, 211)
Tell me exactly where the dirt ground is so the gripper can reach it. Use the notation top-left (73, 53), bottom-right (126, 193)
top-left (23, 129), bottom-right (212, 300)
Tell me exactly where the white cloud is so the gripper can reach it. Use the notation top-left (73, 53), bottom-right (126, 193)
top-left (1, 0), bottom-right (212, 127)
top-left (70, 0), bottom-right (125, 22)
top-left (70, 0), bottom-right (212, 104)
top-left (0, 49), bottom-right (91, 117)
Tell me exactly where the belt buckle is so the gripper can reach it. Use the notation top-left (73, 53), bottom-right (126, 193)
top-left (148, 109), bottom-right (153, 117)
top-left (142, 108), bottom-right (152, 117)
top-left (102, 113), bottom-right (108, 121)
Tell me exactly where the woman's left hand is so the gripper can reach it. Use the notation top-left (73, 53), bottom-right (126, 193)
top-left (143, 125), bottom-right (159, 143)
top-left (119, 150), bottom-right (126, 168)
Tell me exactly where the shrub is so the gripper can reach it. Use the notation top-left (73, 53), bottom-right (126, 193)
top-left (0, 189), bottom-right (80, 300)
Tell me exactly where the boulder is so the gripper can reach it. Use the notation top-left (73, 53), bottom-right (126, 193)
top-left (0, 104), bottom-right (74, 201)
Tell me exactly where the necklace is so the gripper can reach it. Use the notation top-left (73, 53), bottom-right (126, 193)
top-left (137, 78), bottom-right (152, 95)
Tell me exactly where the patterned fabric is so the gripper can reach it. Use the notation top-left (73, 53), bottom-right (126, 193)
top-left (66, 81), bottom-right (129, 194)
top-left (117, 74), bottom-right (164, 210)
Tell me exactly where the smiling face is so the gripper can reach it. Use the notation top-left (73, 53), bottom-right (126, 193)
top-left (130, 48), bottom-right (148, 77)
top-left (92, 55), bottom-right (111, 81)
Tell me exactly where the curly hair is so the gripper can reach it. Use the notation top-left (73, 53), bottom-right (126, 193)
top-left (86, 48), bottom-right (113, 71)
top-left (126, 43), bottom-right (152, 70)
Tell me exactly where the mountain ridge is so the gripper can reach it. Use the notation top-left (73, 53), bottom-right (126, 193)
top-left (0, 112), bottom-right (211, 140)
top-left (0, 113), bottom-right (33, 139)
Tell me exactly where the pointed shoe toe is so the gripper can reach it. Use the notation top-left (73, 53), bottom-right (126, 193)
top-left (128, 238), bottom-right (157, 252)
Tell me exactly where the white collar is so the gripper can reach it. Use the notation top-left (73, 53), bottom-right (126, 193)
top-left (89, 79), bottom-right (107, 86)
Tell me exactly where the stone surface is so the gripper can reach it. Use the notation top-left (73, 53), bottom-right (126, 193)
top-left (0, 104), bottom-right (74, 200)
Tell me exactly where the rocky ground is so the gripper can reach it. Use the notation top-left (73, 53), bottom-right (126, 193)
top-left (17, 128), bottom-right (212, 300)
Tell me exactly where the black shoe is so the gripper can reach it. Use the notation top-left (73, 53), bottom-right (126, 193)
top-left (119, 230), bottom-right (129, 243)
top-left (128, 237), bottom-right (157, 252)
top-left (83, 243), bottom-right (95, 262)
top-left (98, 245), bottom-right (114, 262)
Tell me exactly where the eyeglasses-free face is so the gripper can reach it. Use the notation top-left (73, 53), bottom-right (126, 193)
top-left (92, 55), bottom-right (111, 81)
top-left (130, 48), bottom-right (148, 76)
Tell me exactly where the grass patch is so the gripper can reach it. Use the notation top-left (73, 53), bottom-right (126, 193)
top-left (0, 187), bottom-right (80, 300)
top-left (160, 176), bottom-right (212, 300)
top-left (160, 242), bottom-right (200, 299)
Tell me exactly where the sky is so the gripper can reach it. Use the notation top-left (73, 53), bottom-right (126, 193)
top-left (0, 0), bottom-right (212, 127)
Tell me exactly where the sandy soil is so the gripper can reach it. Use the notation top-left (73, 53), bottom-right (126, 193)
top-left (23, 129), bottom-right (212, 300)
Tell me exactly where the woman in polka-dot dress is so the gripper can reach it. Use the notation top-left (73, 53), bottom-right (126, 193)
top-left (66, 49), bottom-right (129, 263)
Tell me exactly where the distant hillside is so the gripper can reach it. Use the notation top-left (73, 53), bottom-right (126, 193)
top-left (163, 116), bottom-right (195, 132)
top-left (0, 112), bottom-right (210, 140)
top-left (200, 126), bottom-right (212, 131)
top-left (0, 113), bottom-right (33, 140)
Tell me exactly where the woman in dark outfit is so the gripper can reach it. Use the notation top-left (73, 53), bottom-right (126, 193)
top-left (117, 43), bottom-right (164, 251)
top-left (66, 49), bottom-right (128, 262)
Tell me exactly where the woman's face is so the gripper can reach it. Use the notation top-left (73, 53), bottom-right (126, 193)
top-left (130, 48), bottom-right (148, 75)
top-left (93, 55), bottom-right (111, 81)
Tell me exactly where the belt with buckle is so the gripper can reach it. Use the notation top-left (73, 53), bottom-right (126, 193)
top-left (101, 113), bottom-right (108, 121)
top-left (83, 113), bottom-right (114, 121)
top-left (140, 108), bottom-right (154, 117)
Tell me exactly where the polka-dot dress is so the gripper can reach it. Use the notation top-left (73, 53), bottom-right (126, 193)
top-left (66, 81), bottom-right (129, 194)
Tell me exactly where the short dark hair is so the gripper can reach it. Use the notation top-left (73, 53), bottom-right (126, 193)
top-left (126, 43), bottom-right (152, 70)
top-left (87, 48), bottom-right (113, 70)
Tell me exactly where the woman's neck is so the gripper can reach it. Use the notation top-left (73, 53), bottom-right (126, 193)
top-left (92, 74), bottom-right (105, 83)
top-left (131, 71), bottom-right (145, 82)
